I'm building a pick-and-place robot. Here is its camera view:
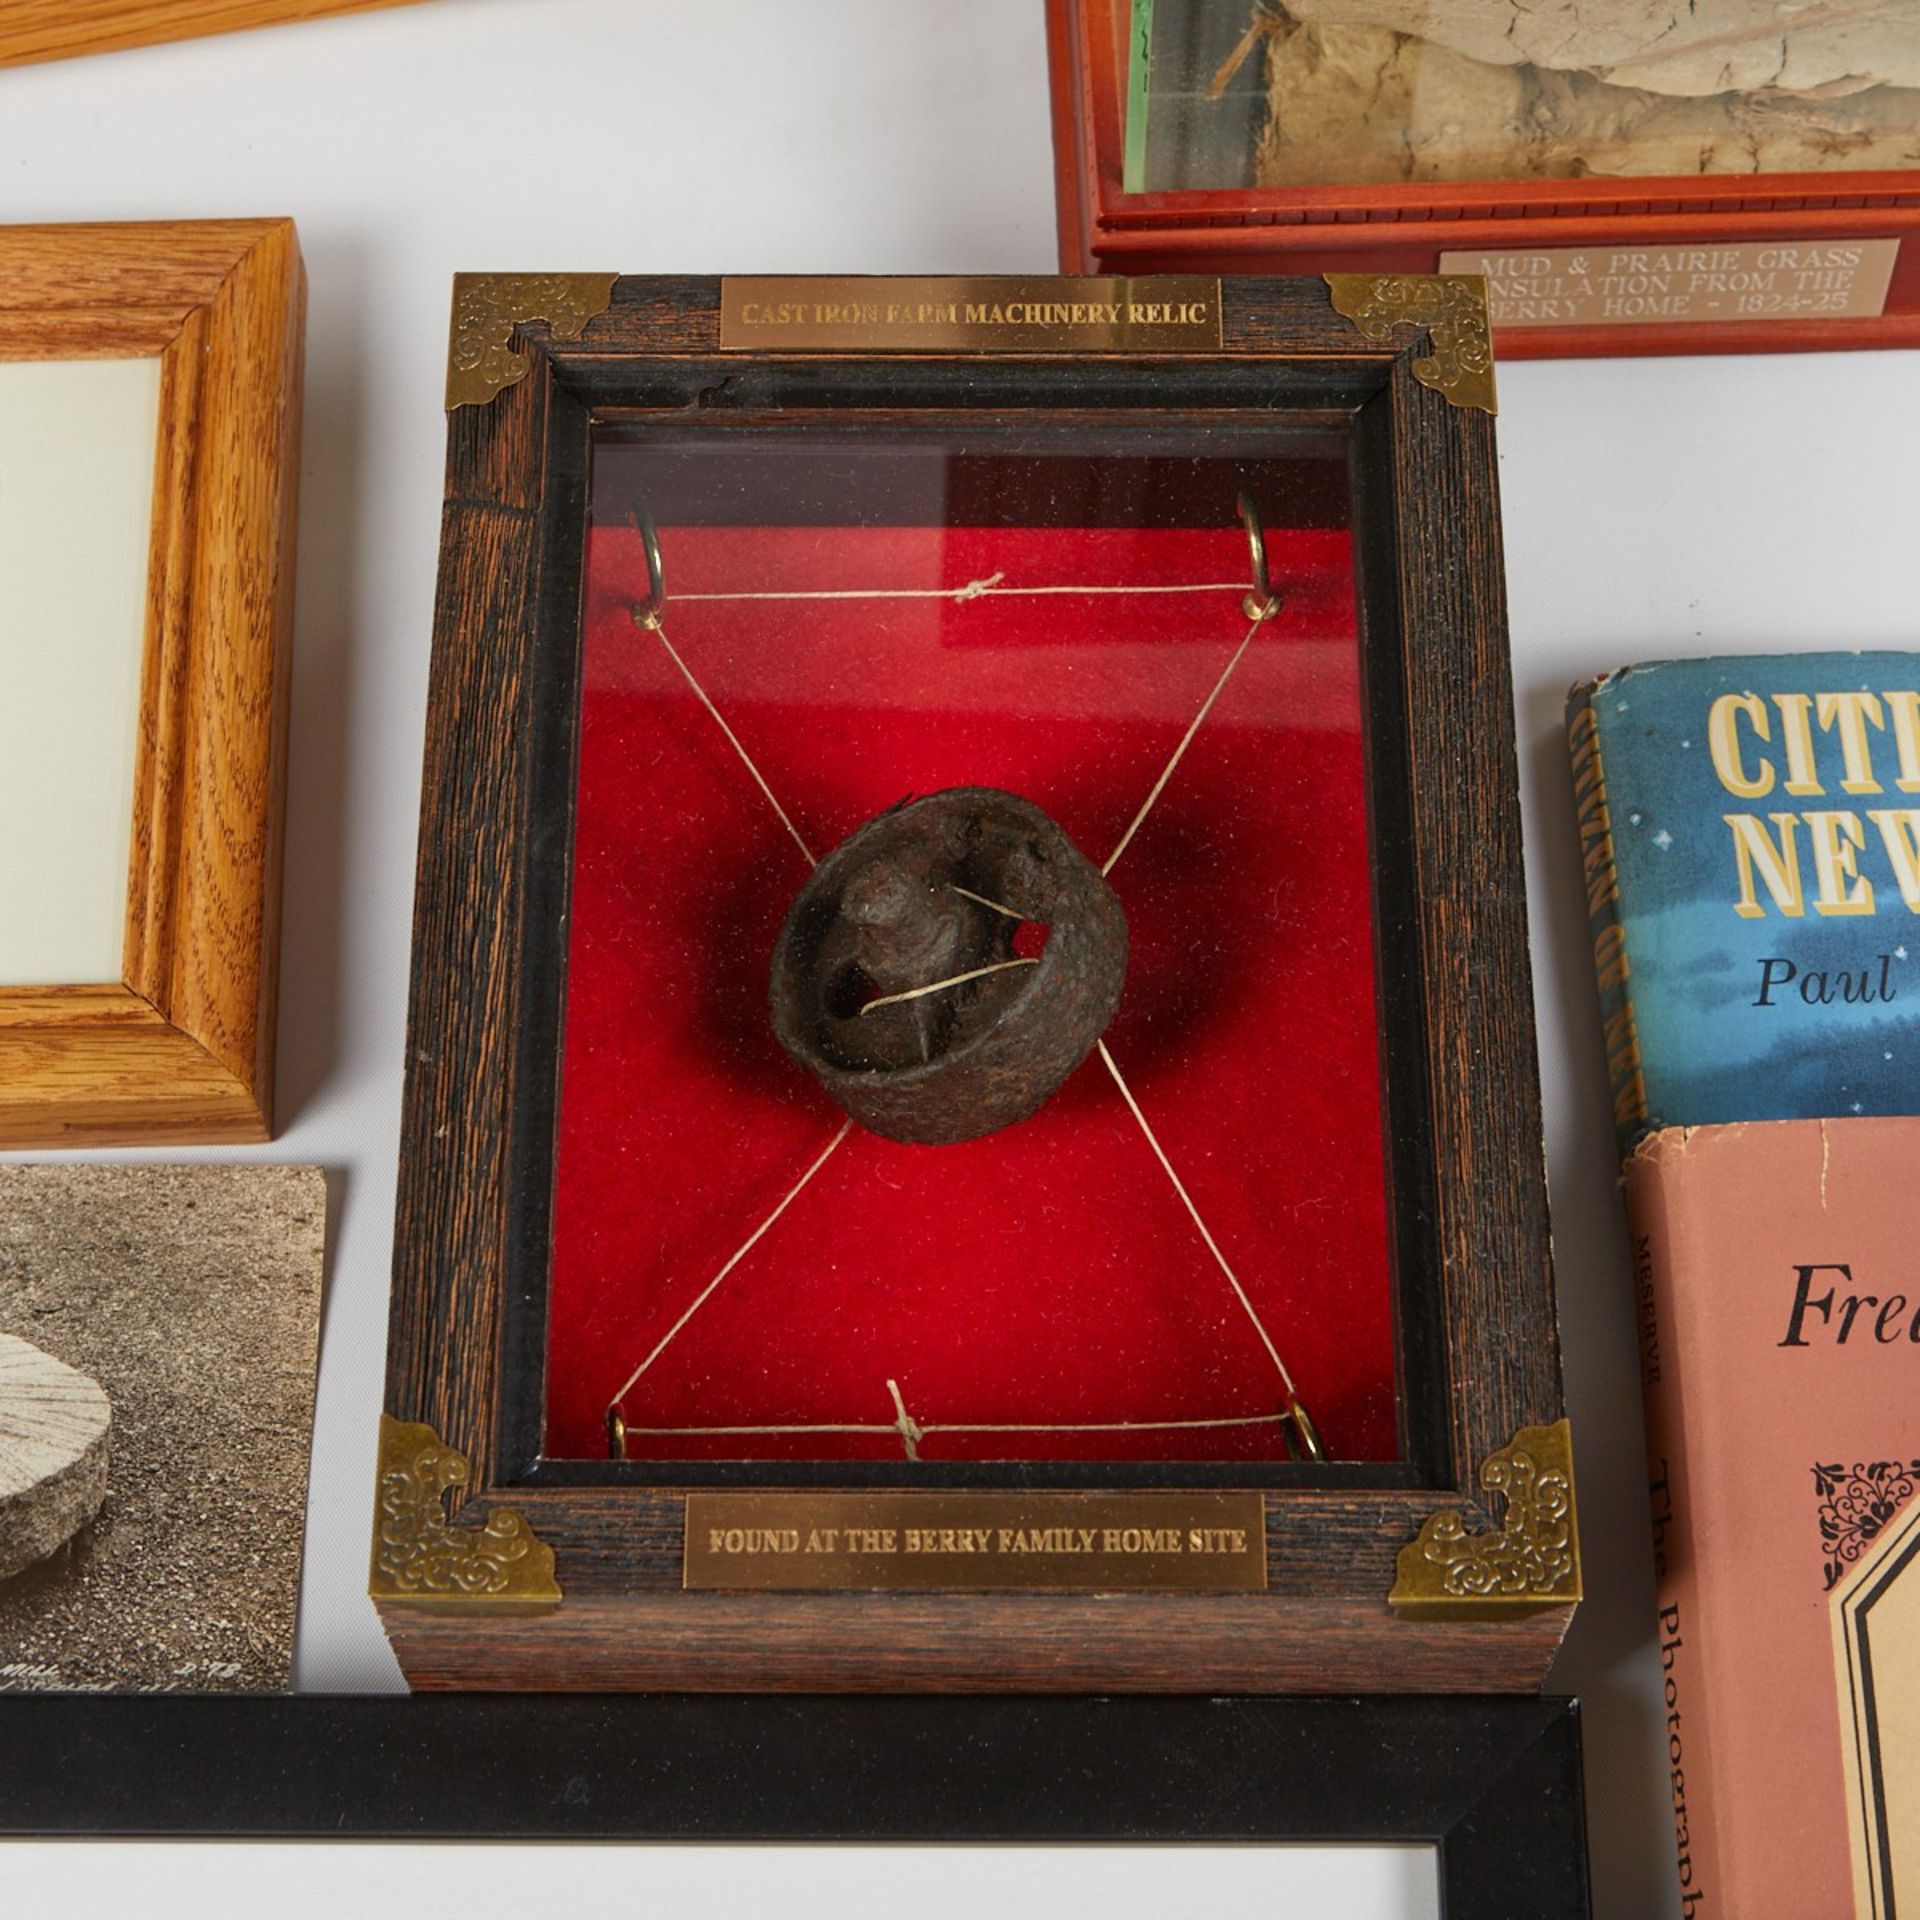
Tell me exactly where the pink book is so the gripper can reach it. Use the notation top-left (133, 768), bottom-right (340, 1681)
top-left (1627, 1116), bottom-right (1920, 1918)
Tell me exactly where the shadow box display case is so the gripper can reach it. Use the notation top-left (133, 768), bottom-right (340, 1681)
top-left (1048, 0), bottom-right (1920, 359)
top-left (373, 270), bottom-right (1579, 1693)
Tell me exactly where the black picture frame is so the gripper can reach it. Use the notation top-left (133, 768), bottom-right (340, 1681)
top-left (0, 1693), bottom-right (1590, 1919)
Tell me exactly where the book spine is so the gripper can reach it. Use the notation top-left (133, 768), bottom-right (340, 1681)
top-left (1567, 678), bottom-right (1650, 1154)
top-left (1627, 1140), bottom-right (1723, 1920)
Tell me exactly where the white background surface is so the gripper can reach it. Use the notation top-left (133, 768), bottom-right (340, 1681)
top-left (2, 3), bottom-right (1918, 1914)
top-left (0, 356), bottom-right (156, 985)
top-left (0, 1842), bottom-right (1441, 1917)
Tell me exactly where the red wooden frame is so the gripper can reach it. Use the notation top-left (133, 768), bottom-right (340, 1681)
top-left (1048, 0), bottom-right (1920, 359)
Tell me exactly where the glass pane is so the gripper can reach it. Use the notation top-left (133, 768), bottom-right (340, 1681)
top-left (1128, 0), bottom-right (1920, 189)
top-left (545, 420), bottom-right (1400, 1468)
top-left (0, 357), bottom-right (159, 988)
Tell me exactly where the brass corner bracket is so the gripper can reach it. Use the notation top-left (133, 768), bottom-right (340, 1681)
top-left (446, 272), bottom-right (618, 411)
top-left (369, 1414), bottom-right (561, 1615)
top-left (1390, 1418), bottom-right (1581, 1620)
top-left (1324, 274), bottom-right (1497, 416)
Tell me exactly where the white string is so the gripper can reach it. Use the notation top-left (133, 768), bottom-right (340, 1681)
top-left (614, 1411), bottom-right (1287, 1440)
top-left (607, 1120), bottom-right (853, 1412)
top-left (909, 1411), bottom-right (1284, 1435)
top-left (609, 551), bottom-right (1309, 1448)
top-left (948, 883), bottom-right (1023, 921)
top-left (1103, 597), bottom-right (1277, 877)
top-left (633, 571), bottom-right (1274, 882)
top-left (622, 1374), bottom-right (1290, 1459)
top-left (604, 1056), bottom-right (1307, 1446)
top-left (633, 607), bottom-right (818, 868)
top-left (887, 1378), bottom-right (922, 1461)
top-left (859, 956), bottom-right (1038, 1017)
top-left (1096, 1039), bottom-right (1298, 1397)
top-left (673, 577), bottom-right (1249, 605)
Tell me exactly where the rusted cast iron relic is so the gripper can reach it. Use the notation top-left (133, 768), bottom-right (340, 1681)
top-left (770, 788), bottom-right (1128, 1144)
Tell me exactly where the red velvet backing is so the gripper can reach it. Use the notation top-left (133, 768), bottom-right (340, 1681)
top-left (544, 522), bottom-right (1398, 1462)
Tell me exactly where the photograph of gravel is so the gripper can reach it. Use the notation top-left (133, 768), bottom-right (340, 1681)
top-left (0, 1165), bottom-right (325, 1692)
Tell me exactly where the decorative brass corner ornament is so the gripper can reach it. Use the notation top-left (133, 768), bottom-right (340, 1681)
top-left (1324, 274), bottom-right (1497, 415)
top-left (369, 1415), bottom-right (561, 1614)
top-left (446, 272), bottom-right (618, 411)
top-left (1390, 1418), bottom-right (1581, 1620)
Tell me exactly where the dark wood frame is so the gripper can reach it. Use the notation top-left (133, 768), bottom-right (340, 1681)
top-left (1049, 0), bottom-right (1920, 361)
top-left (0, 1692), bottom-right (1593, 1917)
top-left (380, 273), bottom-right (1570, 1692)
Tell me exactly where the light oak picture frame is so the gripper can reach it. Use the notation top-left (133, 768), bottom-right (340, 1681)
top-left (0, 220), bottom-right (304, 1147)
top-left (0, 2), bottom-right (427, 68)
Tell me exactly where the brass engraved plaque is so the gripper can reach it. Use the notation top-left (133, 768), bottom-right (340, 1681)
top-left (684, 1491), bottom-right (1266, 1591)
top-left (1438, 240), bottom-right (1899, 330)
top-left (719, 276), bottom-right (1222, 353)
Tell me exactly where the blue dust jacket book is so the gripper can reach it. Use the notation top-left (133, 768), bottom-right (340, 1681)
top-left (1568, 651), bottom-right (1920, 1153)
